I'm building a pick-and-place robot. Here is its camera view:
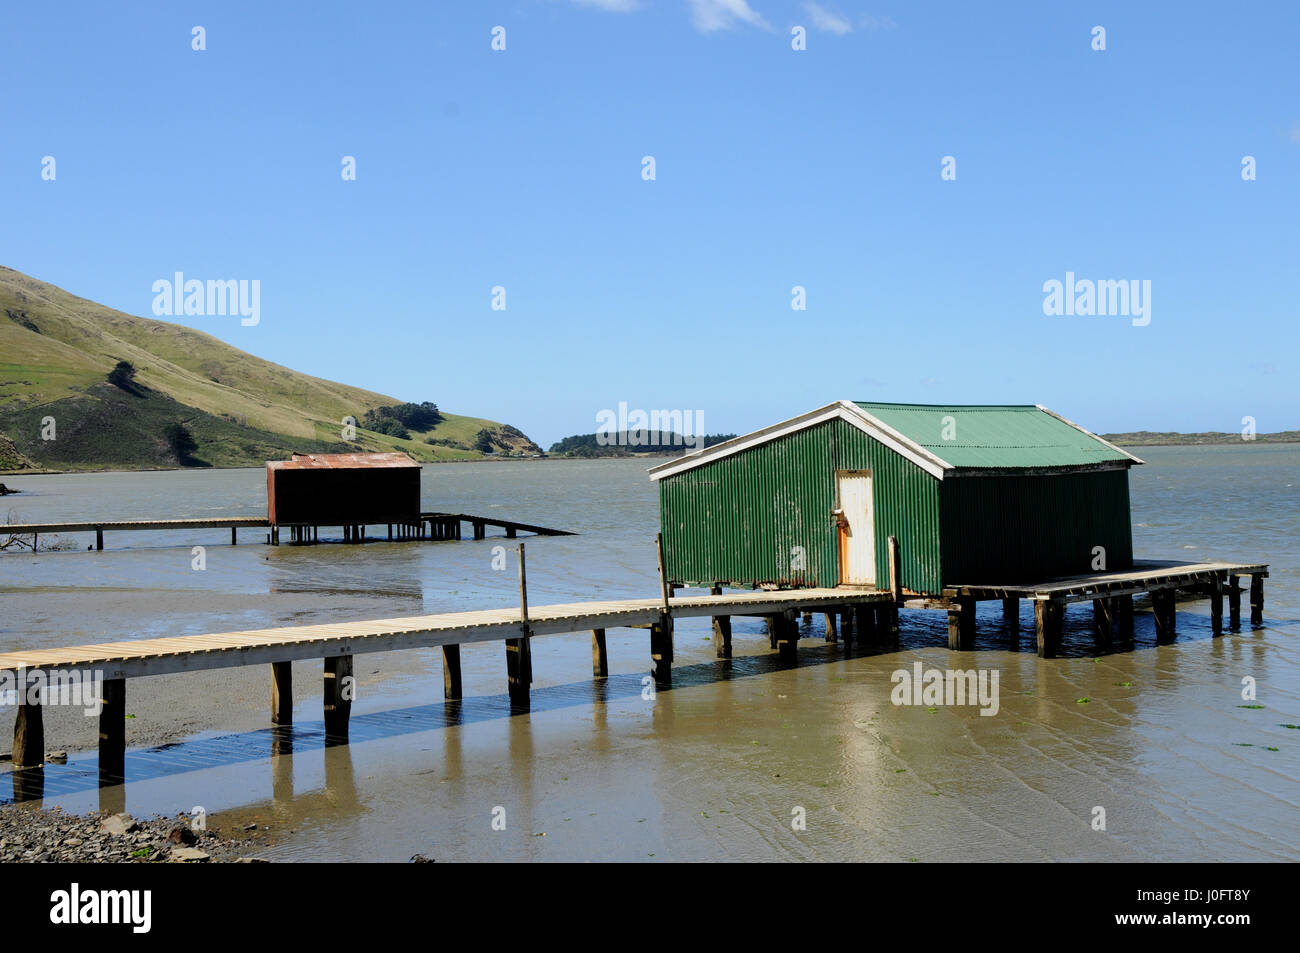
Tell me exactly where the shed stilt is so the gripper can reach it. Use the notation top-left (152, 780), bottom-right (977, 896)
top-left (855, 604), bottom-right (876, 644)
top-left (650, 617), bottom-right (673, 689)
top-left (823, 612), bottom-right (837, 643)
top-left (947, 597), bottom-right (976, 650)
top-left (775, 611), bottom-right (799, 663)
top-left (1228, 574), bottom-right (1241, 629)
top-left (1152, 590), bottom-right (1176, 643)
top-left (1092, 598), bottom-right (1114, 650)
top-left (1035, 600), bottom-right (1063, 658)
top-left (1250, 574), bottom-right (1264, 625)
top-left (1210, 575), bottom-right (1224, 634)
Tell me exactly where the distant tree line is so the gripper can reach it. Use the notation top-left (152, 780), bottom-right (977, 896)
top-left (548, 432), bottom-right (737, 457)
top-left (361, 401), bottom-right (444, 440)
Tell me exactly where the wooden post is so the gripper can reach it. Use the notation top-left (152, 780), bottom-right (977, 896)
top-left (1034, 600), bottom-right (1063, 659)
top-left (776, 610), bottom-right (798, 663)
top-left (323, 655), bottom-right (353, 741)
top-left (1117, 594), bottom-right (1134, 643)
top-left (591, 629), bottom-right (608, 678)
top-left (1002, 597), bottom-right (1017, 629)
top-left (946, 597), bottom-right (976, 651)
top-left (766, 616), bottom-right (778, 649)
top-left (823, 612), bottom-right (838, 643)
top-left (1249, 574), bottom-right (1264, 625)
top-left (1092, 598), bottom-right (1114, 650)
top-left (271, 661), bottom-right (292, 725)
top-left (508, 541), bottom-right (533, 710)
top-left (888, 536), bottom-right (902, 603)
top-left (99, 678), bottom-right (126, 786)
top-left (840, 608), bottom-right (854, 647)
top-left (655, 533), bottom-right (671, 613)
top-left (13, 696), bottom-right (44, 769)
top-left (1152, 589), bottom-right (1176, 643)
top-left (96, 528), bottom-right (104, 551)
top-left (1210, 575), bottom-right (1224, 634)
top-left (442, 645), bottom-right (462, 700)
top-left (650, 618), bottom-right (673, 689)
top-left (856, 604), bottom-right (876, 643)
top-left (1228, 574), bottom-right (1241, 629)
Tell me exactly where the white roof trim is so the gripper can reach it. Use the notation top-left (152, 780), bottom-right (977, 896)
top-left (646, 401), bottom-right (951, 481)
top-left (647, 401), bottom-right (1141, 481)
top-left (1034, 404), bottom-right (1145, 465)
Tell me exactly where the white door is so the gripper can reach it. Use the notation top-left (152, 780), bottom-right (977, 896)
top-left (837, 471), bottom-right (875, 586)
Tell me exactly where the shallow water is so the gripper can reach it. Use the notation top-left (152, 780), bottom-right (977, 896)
top-left (1, 448), bottom-right (1296, 861)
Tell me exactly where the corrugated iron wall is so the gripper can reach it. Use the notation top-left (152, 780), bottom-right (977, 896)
top-left (658, 419), bottom-right (943, 593)
top-left (938, 469), bottom-right (1133, 583)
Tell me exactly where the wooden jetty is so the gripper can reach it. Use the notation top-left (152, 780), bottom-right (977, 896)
top-left (938, 559), bottom-right (1269, 657)
top-left (0, 537), bottom-right (1268, 798)
top-left (1, 512), bottom-right (571, 551)
top-left (1, 560), bottom-right (893, 795)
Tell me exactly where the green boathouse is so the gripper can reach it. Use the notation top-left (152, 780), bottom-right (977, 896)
top-left (649, 401), bottom-right (1143, 597)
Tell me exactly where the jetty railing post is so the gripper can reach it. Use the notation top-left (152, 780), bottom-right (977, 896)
top-left (709, 585), bottom-right (732, 659)
top-left (99, 678), bottom-right (126, 787)
top-left (1249, 574), bottom-right (1264, 625)
top-left (1228, 574), bottom-right (1241, 629)
top-left (271, 661), bottom-right (292, 725)
top-left (591, 629), bottom-right (608, 678)
top-left (652, 534), bottom-right (674, 688)
top-left (507, 542), bottom-right (532, 711)
top-left (323, 654), bottom-right (353, 743)
top-left (442, 645), bottom-right (462, 700)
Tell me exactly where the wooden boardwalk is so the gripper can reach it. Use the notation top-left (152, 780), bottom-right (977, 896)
top-left (2, 511), bottom-right (570, 550)
top-left (1, 550), bottom-right (1268, 798)
top-left (1, 583), bottom-right (894, 793)
top-left (939, 559), bottom-right (1268, 656)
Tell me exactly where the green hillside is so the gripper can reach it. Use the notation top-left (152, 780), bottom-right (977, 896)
top-left (0, 266), bottom-right (540, 471)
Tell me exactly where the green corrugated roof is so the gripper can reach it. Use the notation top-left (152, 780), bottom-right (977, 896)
top-left (853, 403), bottom-right (1133, 469)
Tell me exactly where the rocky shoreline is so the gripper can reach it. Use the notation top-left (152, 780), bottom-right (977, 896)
top-left (0, 805), bottom-right (273, 863)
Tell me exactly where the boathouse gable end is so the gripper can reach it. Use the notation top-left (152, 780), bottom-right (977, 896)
top-left (651, 402), bottom-right (1139, 597)
top-left (655, 417), bottom-right (943, 593)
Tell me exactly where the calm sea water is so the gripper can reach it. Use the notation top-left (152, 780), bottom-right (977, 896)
top-left (1, 446), bottom-right (1296, 861)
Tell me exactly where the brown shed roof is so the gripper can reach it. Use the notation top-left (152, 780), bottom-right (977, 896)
top-left (267, 452), bottom-right (420, 470)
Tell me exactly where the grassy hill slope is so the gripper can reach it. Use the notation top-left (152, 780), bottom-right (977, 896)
top-left (0, 266), bottom-right (539, 470)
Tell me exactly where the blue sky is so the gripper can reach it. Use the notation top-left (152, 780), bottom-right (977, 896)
top-left (4, 1), bottom-right (1297, 447)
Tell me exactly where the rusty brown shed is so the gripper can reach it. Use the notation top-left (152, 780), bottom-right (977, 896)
top-left (266, 452), bottom-right (421, 527)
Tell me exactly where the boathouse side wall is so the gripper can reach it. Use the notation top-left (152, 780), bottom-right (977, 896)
top-left (937, 468), bottom-right (1134, 584)
top-left (658, 418), bottom-right (943, 593)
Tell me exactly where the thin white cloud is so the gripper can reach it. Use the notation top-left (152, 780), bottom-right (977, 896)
top-left (803, 2), bottom-right (852, 35)
top-left (688, 0), bottom-right (772, 33)
top-left (572, 0), bottom-right (641, 11)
